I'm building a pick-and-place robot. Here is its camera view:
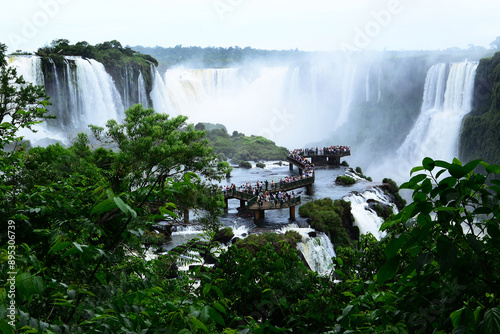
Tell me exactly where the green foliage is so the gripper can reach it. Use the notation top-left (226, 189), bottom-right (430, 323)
top-left (335, 175), bottom-right (356, 185)
top-left (299, 198), bottom-right (354, 247)
top-left (382, 178), bottom-right (407, 210)
top-left (200, 241), bottom-right (339, 332)
top-left (234, 232), bottom-right (302, 254)
top-left (256, 162), bottom-right (266, 168)
top-left (205, 126), bottom-right (289, 161)
top-left (239, 161), bottom-right (252, 169)
top-left (353, 166), bottom-right (372, 181)
top-left (334, 157), bottom-right (500, 333)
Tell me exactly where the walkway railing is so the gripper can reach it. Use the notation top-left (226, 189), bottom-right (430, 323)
top-left (299, 150), bottom-right (351, 157)
top-left (287, 156), bottom-right (307, 170)
top-left (247, 196), bottom-right (301, 210)
top-left (224, 176), bottom-right (313, 200)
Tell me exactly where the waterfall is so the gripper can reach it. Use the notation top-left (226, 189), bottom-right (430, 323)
top-left (280, 224), bottom-right (336, 275)
top-left (370, 60), bottom-right (478, 182)
top-left (343, 187), bottom-right (397, 240)
top-left (6, 55), bottom-right (127, 145)
top-left (69, 57), bottom-right (124, 127)
top-left (150, 63), bottom-right (351, 147)
top-left (337, 62), bottom-right (357, 130)
top-left (7, 55), bottom-right (44, 86)
top-left (396, 61), bottom-right (478, 166)
top-left (138, 71), bottom-right (148, 108)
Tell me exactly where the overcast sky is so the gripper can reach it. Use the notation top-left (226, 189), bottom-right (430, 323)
top-left (1, 0), bottom-right (499, 53)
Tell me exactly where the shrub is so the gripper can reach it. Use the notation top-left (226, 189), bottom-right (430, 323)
top-left (336, 175), bottom-right (356, 185)
top-left (239, 161), bottom-right (252, 168)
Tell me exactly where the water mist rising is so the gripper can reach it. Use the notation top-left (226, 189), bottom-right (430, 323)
top-left (150, 62), bottom-right (359, 148)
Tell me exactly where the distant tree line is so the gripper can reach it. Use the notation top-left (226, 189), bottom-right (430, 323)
top-left (131, 45), bottom-right (307, 68)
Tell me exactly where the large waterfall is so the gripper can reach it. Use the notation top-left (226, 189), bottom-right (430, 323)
top-left (370, 60), bottom-right (478, 181)
top-left (50, 57), bottom-right (124, 131)
top-left (150, 63), bottom-right (360, 148)
top-left (6, 55), bottom-right (151, 145)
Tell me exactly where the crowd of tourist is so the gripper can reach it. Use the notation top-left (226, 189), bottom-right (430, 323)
top-left (220, 182), bottom-right (299, 208)
top-left (288, 150), bottom-right (315, 177)
top-left (218, 148), bottom-right (327, 208)
top-left (295, 146), bottom-right (351, 156)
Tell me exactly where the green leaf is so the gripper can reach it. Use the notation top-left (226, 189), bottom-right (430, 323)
top-left (377, 257), bottom-right (399, 285)
top-left (385, 235), bottom-right (406, 258)
top-left (466, 234), bottom-right (483, 254)
top-left (113, 196), bottom-right (137, 218)
top-left (202, 283), bottom-right (211, 296)
top-left (409, 174), bottom-right (427, 185)
top-left (462, 159), bottom-right (482, 175)
top-left (410, 166), bottom-right (425, 175)
top-left (487, 223), bottom-right (500, 239)
top-left (90, 198), bottom-right (116, 216)
top-left (448, 163), bottom-right (468, 179)
top-left (484, 164), bottom-right (500, 174)
top-left (450, 307), bottom-right (466, 328)
top-left (0, 320), bottom-right (15, 334)
top-left (422, 157), bottom-right (435, 171)
top-left (421, 178), bottom-right (432, 194)
top-left (73, 242), bottom-right (84, 253)
top-left (209, 307), bottom-right (226, 326)
top-left (213, 302), bottom-right (226, 315)
top-left (342, 305), bottom-right (353, 317)
top-left (48, 236), bottom-right (72, 255)
top-left (483, 308), bottom-right (500, 334)
top-left (114, 196), bottom-right (129, 214)
top-left (189, 317), bottom-right (208, 333)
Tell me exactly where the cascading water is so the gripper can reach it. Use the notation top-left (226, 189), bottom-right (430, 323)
top-left (7, 55), bottom-right (45, 86)
top-left (280, 224), bottom-right (336, 275)
top-left (5, 55), bottom-right (160, 145)
top-left (137, 71), bottom-right (148, 108)
top-left (370, 60), bottom-right (478, 182)
top-left (343, 187), bottom-right (398, 240)
top-left (64, 57), bottom-right (124, 128)
top-left (398, 61), bottom-right (477, 165)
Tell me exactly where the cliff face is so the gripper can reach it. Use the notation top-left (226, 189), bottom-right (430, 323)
top-left (460, 51), bottom-right (500, 165)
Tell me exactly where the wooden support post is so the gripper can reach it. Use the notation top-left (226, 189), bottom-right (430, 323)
top-left (183, 209), bottom-right (189, 224)
top-left (299, 168), bottom-right (303, 176)
top-left (289, 206), bottom-right (296, 221)
top-left (224, 198), bottom-right (228, 211)
top-left (254, 210), bottom-right (265, 223)
top-left (289, 162), bottom-right (293, 171)
top-left (306, 184), bottom-right (313, 196)
top-left (240, 199), bottom-right (246, 209)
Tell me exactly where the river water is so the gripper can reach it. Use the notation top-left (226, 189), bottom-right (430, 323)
top-left (161, 161), bottom-right (385, 274)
